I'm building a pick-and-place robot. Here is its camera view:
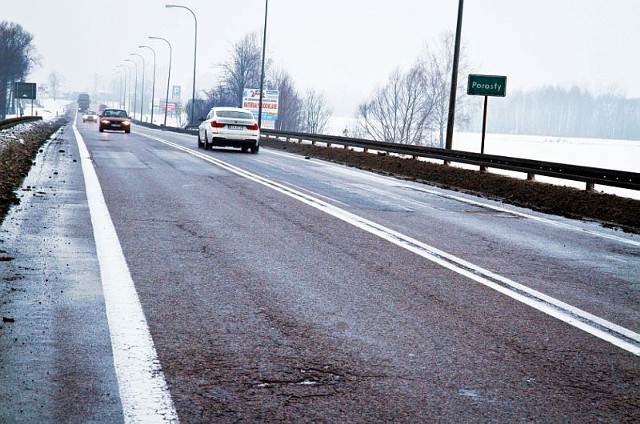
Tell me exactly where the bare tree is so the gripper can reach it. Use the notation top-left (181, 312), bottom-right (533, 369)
top-left (355, 32), bottom-right (472, 147)
top-left (0, 21), bottom-right (39, 118)
top-left (271, 69), bottom-right (302, 131)
top-left (357, 64), bottom-right (434, 145)
top-left (301, 89), bottom-right (332, 134)
top-left (219, 32), bottom-right (265, 108)
top-left (421, 31), bottom-right (472, 147)
top-left (203, 82), bottom-right (236, 111)
top-left (48, 71), bottom-right (63, 100)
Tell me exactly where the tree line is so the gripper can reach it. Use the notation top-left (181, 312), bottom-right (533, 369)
top-left (467, 85), bottom-right (640, 141)
top-left (354, 32), bottom-right (471, 148)
top-left (188, 31), bottom-right (468, 147)
top-left (186, 32), bottom-right (332, 134)
top-left (0, 21), bottom-right (38, 119)
top-left (6, 18), bottom-right (638, 143)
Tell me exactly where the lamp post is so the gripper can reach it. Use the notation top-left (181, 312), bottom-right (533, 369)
top-left (116, 70), bottom-right (124, 109)
top-left (130, 53), bottom-right (145, 121)
top-left (258, 0), bottom-right (269, 129)
top-left (139, 45), bottom-right (157, 124)
top-left (165, 4), bottom-right (197, 126)
top-left (445, 0), bottom-right (464, 151)
top-left (149, 36), bottom-right (173, 127)
top-left (116, 65), bottom-right (127, 109)
top-left (124, 59), bottom-right (138, 119)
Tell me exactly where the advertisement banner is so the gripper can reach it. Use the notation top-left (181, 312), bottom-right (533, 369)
top-left (161, 101), bottom-right (178, 112)
top-left (242, 88), bottom-right (279, 129)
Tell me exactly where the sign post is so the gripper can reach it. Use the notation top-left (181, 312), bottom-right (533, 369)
top-left (14, 82), bottom-right (37, 116)
top-left (467, 74), bottom-right (506, 162)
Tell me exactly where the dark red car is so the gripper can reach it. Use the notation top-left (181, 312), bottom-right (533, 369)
top-left (99, 108), bottom-right (132, 133)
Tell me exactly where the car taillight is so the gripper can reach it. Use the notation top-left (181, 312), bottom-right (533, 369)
top-left (210, 120), bottom-right (225, 128)
top-left (246, 123), bottom-right (259, 130)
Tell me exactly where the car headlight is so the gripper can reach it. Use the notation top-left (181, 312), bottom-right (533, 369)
top-left (122, 120), bottom-right (131, 126)
top-left (101, 119), bottom-right (110, 124)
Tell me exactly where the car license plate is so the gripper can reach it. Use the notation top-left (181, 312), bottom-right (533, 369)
top-left (228, 125), bottom-right (243, 130)
top-left (112, 124), bottom-right (121, 127)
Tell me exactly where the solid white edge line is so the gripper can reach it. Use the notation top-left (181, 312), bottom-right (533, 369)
top-left (143, 132), bottom-right (640, 356)
top-left (74, 125), bottom-right (179, 422)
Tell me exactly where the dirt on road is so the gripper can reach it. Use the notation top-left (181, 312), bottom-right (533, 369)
top-left (0, 120), bottom-right (67, 223)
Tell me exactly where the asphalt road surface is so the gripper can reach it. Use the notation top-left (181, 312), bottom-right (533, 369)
top-left (1, 115), bottom-right (638, 422)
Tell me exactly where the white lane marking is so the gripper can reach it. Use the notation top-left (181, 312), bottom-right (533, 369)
top-left (142, 133), bottom-right (640, 356)
top-left (260, 147), bottom-right (640, 247)
top-left (74, 125), bottom-right (178, 422)
top-left (404, 186), bottom-right (640, 247)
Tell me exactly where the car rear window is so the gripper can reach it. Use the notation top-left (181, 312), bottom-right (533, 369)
top-left (216, 111), bottom-right (254, 120)
top-left (104, 110), bottom-right (127, 117)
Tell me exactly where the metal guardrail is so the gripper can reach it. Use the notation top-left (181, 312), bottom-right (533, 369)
top-left (261, 129), bottom-right (640, 192)
top-left (0, 116), bottom-right (43, 130)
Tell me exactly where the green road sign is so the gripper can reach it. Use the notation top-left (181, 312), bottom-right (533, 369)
top-left (467, 74), bottom-right (507, 97)
top-left (14, 82), bottom-right (37, 100)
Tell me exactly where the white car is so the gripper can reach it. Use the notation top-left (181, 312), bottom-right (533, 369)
top-left (82, 110), bottom-right (98, 123)
top-left (197, 107), bottom-right (260, 153)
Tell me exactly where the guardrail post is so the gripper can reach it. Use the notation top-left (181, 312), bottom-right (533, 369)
top-left (586, 181), bottom-right (595, 192)
top-left (527, 173), bottom-right (536, 181)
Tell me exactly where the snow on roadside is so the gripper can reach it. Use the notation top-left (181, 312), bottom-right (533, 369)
top-left (1, 99), bottom-right (70, 152)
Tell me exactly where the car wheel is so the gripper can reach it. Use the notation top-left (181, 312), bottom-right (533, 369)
top-left (99, 126), bottom-right (104, 133)
top-left (125, 129), bottom-right (130, 134)
top-left (250, 145), bottom-right (260, 154)
top-left (241, 146), bottom-right (249, 153)
top-left (204, 134), bottom-right (211, 150)
top-left (197, 132), bottom-right (203, 148)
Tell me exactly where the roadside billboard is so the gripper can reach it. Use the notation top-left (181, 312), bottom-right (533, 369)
top-left (242, 88), bottom-right (279, 129)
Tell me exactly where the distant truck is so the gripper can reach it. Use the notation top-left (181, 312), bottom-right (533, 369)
top-left (77, 93), bottom-right (90, 112)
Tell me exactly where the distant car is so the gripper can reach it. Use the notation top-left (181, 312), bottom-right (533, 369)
top-left (99, 108), bottom-right (131, 133)
top-left (82, 110), bottom-right (98, 123)
top-left (197, 107), bottom-right (260, 153)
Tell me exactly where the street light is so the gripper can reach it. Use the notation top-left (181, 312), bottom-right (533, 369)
top-left (445, 0), bottom-right (464, 151)
top-left (130, 53), bottom-right (145, 121)
top-left (149, 36), bottom-right (173, 126)
top-left (124, 59), bottom-right (138, 119)
top-left (115, 70), bottom-right (123, 109)
top-left (115, 65), bottom-right (127, 109)
top-left (165, 4), bottom-right (197, 126)
top-left (139, 45), bottom-right (157, 125)
top-left (258, 0), bottom-right (268, 129)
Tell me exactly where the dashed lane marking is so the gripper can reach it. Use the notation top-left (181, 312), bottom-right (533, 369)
top-left (142, 132), bottom-right (640, 356)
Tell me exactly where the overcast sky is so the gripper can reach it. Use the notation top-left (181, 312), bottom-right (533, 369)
top-left (3, 0), bottom-right (640, 117)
